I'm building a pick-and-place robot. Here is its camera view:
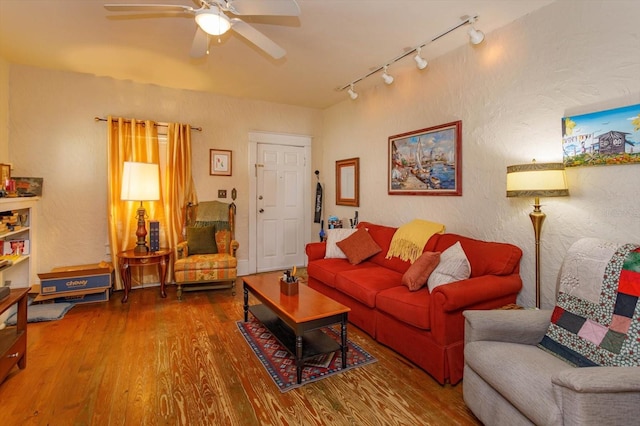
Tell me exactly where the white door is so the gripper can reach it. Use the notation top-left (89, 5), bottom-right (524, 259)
top-left (256, 143), bottom-right (306, 272)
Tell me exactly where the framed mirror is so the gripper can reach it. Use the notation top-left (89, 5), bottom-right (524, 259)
top-left (336, 157), bottom-right (359, 206)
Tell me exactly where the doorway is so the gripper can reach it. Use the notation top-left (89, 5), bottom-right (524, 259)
top-left (248, 132), bottom-right (312, 274)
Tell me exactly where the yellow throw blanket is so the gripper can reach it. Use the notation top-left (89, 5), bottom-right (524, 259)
top-left (385, 219), bottom-right (446, 263)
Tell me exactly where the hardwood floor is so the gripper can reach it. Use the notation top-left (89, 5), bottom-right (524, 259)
top-left (0, 281), bottom-right (481, 425)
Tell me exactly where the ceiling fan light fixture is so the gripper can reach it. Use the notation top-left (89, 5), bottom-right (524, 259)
top-left (195, 8), bottom-right (232, 36)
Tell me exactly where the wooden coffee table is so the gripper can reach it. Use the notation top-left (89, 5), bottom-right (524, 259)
top-left (242, 272), bottom-right (350, 384)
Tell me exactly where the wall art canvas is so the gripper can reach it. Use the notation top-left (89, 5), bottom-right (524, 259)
top-left (562, 103), bottom-right (640, 168)
top-left (388, 121), bottom-right (462, 196)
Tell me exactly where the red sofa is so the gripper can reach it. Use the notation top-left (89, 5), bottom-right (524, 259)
top-left (305, 221), bottom-right (523, 385)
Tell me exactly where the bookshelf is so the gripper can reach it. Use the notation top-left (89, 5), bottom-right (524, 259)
top-left (0, 197), bottom-right (39, 289)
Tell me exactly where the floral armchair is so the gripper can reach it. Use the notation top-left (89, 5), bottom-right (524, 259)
top-left (173, 200), bottom-right (238, 300)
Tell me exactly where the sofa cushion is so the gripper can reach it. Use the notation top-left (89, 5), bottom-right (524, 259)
top-left (432, 234), bottom-right (522, 277)
top-left (357, 222), bottom-right (413, 274)
top-left (402, 251), bottom-right (441, 291)
top-left (324, 228), bottom-right (358, 259)
top-left (186, 225), bottom-right (218, 254)
top-left (427, 242), bottom-right (470, 292)
top-left (465, 341), bottom-right (566, 425)
top-left (307, 258), bottom-right (373, 288)
top-left (539, 238), bottom-right (640, 367)
top-left (376, 285), bottom-right (431, 330)
top-left (334, 266), bottom-right (402, 308)
top-left (337, 228), bottom-right (382, 265)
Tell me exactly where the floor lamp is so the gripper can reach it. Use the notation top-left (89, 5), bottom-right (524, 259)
top-left (506, 161), bottom-right (569, 308)
top-left (121, 161), bottom-right (161, 253)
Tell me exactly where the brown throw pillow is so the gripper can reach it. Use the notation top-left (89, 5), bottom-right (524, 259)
top-left (187, 225), bottom-right (218, 255)
top-left (336, 228), bottom-right (382, 265)
top-left (402, 251), bottom-right (441, 291)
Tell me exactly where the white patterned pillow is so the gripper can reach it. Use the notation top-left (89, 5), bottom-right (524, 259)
top-left (427, 241), bottom-right (471, 292)
top-left (324, 228), bottom-right (358, 259)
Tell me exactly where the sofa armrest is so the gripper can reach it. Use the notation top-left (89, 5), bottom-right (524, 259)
top-left (433, 274), bottom-right (522, 312)
top-left (463, 309), bottom-right (552, 345)
top-left (552, 367), bottom-right (640, 393)
top-left (305, 242), bottom-right (327, 261)
top-left (552, 367), bottom-right (640, 424)
top-left (176, 241), bottom-right (188, 259)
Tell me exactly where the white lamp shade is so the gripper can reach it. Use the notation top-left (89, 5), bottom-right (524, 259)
top-left (195, 9), bottom-right (231, 36)
top-left (121, 162), bottom-right (160, 201)
top-left (506, 162), bottom-right (569, 198)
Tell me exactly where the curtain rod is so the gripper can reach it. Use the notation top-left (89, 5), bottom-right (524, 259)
top-left (94, 117), bottom-right (202, 132)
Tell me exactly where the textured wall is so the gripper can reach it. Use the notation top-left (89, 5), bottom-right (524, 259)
top-left (321, 0), bottom-right (640, 308)
top-left (7, 67), bottom-right (322, 275)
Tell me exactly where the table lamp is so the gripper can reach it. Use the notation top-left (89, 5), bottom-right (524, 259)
top-left (121, 161), bottom-right (160, 253)
top-left (506, 160), bottom-right (569, 308)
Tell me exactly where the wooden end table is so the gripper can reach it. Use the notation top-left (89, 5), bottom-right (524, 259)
top-left (117, 248), bottom-right (172, 303)
top-left (242, 272), bottom-right (350, 384)
top-left (0, 287), bottom-right (29, 384)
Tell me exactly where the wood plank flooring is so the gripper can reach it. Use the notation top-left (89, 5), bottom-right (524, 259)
top-left (0, 281), bottom-right (481, 425)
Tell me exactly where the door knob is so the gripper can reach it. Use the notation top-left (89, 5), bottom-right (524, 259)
top-left (258, 195), bottom-right (263, 200)
top-left (259, 208), bottom-right (264, 213)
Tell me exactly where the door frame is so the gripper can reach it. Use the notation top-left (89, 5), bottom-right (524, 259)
top-left (248, 131), bottom-right (312, 275)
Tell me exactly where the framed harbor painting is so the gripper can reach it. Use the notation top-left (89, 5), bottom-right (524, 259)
top-left (388, 120), bottom-right (462, 196)
top-left (562, 103), bottom-right (640, 168)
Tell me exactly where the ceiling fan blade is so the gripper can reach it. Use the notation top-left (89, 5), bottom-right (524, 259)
top-left (226, 0), bottom-right (300, 16)
top-left (190, 27), bottom-right (210, 57)
top-left (104, 3), bottom-right (196, 13)
top-left (230, 19), bottom-right (286, 59)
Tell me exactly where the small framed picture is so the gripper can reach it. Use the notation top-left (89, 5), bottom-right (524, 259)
top-left (210, 149), bottom-right (232, 176)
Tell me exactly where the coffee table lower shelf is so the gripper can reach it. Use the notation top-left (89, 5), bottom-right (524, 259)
top-left (248, 304), bottom-right (341, 361)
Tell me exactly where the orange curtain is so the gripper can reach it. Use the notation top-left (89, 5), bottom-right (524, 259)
top-left (164, 123), bottom-right (198, 271)
top-left (107, 116), bottom-right (163, 289)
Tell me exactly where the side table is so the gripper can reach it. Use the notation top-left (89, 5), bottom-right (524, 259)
top-left (0, 287), bottom-right (29, 384)
top-left (117, 248), bottom-right (172, 303)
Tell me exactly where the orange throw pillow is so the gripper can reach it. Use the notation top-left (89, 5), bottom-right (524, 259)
top-left (402, 251), bottom-right (441, 291)
top-left (336, 228), bottom-right (382, 265)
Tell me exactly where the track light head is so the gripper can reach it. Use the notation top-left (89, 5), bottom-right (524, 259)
top-left (382, 66), bottom-right (394, 85)
top-left (347, 84), bottom-right (358, 100)
top-left (467, 17), bottom-right (484, 45)
top-left (414, 47), bottom-right (428, 70)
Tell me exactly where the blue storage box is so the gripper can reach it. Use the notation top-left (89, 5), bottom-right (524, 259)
top-left (37, 262), bottom-right (113, 295)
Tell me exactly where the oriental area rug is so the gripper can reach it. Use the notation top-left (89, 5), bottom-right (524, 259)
top-left (237, 317), bottom-right (377, 392)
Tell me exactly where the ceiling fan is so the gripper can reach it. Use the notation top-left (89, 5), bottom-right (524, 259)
top-left (104, 0), bottom-right (300, 59)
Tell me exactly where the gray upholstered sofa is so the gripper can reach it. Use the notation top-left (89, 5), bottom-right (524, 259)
top-left (463, 237), bottom-right (640, 425)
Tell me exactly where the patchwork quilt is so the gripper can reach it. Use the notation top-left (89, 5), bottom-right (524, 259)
top-left (539, 238), bottom-right (640, 367)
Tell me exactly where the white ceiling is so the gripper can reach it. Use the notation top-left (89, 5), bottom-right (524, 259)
top-left (0, 0), bottom-right (555, 109)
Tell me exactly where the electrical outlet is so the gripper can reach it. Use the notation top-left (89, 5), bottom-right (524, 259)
top-left (218, 189), bottom-right (227, 198)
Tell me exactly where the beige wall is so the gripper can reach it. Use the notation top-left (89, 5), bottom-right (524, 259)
top-left (320, 0), bottom-right (640, 308)
top-left (6, 66), bottom-right (322, 276)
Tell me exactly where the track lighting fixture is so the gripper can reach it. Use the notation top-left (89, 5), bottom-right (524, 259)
top-left (339, 14), bottom-right (483, 100)
top-left (347, 84), bottom-right (358, 100)
top-left (467, 17), bottom-right (485, 45)
top-left (381, 66), bottom-right (394, 85)
top-left (414, 47), bottom-right (428, 70)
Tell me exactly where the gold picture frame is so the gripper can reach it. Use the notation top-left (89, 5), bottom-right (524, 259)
top-left (336, 157), bottom-right (359, 206)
